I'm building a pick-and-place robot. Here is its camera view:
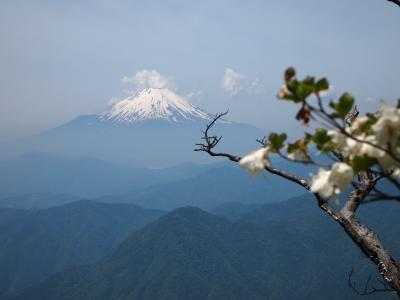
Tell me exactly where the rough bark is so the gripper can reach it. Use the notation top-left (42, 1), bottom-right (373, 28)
top-left (195, 113), bottom-right (400, 297)
top-left (317, 197), bottom-right (400, 296)
top-left (387, 0), bottom-right (400, 8)
top-left (343, 216), bottom-right (400, 294)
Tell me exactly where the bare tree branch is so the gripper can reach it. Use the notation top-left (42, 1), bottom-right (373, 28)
top-left (348, 268), bottom-right (394, 295)
top-left (340, 173), bottom-right (382, 217)
top-left (365, 193), bottom-right (400, 203)
top-left (345, 105), bottom-right (359, 126)
top-left (387, 0), bottom-right (400, 7)
top-left (195, 111), bottom-right (400, 296)
top-left (195, 112), bottom-right (311, 189)
top-left (362, 173), bottom-right (400, 204)
top-left (256, 136), bottom-right (267, 147)
top-left (194, 111), bottom-right (240, 162)
top-left (387, 175), bottom-right (400, 190)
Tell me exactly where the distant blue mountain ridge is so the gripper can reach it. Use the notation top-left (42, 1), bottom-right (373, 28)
top-left (0, 90), bottom-right (266, 167)
top-left (0, 152), bottom-right (310, 210)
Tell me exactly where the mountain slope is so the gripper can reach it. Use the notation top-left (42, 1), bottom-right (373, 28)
top-left (0, 153), bottom-right (307, 209)
top-left (12, 203), bottom-right (398, 300)
top-left (0, 201), bottom-right (164, 296)
top-left (101, 88), bottom-right (210, 123)
top-left (121, 165), bottom-right (305, 210)
top-left (0, 152), bottom-right (213, 199)
top-left (0, 193), bottom-right (80, 209)
top-left (0, 88), bottom-right (264, 167)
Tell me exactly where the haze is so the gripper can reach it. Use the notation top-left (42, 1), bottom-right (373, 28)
top-left (0, 0), bottom-right (399, 141)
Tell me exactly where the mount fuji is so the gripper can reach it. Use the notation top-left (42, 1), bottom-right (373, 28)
top-left (101, 88), bottom-right (211, 123)
top-left (3, 88), bottom-right (264, 167)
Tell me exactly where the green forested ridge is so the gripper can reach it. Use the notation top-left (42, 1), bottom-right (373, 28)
top-left (0, 193), bottom-right (80, 209)
top-left (9, 197), bottom-right (398, 300)
top-left (0, 200), bottom-right (164, 297)
top-left (120, 165), bottom-right (305, 210)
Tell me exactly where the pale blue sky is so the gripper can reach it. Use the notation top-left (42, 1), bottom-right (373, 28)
top-left (0, 0), bottom-right (399, 141)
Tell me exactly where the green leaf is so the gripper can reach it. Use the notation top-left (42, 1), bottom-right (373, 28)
top-left (329, 112), bottom-right (341, 119)
top-left (287, 143), bottom-right (299, 154)
top-left (302, 76), bottom-right (315, 87)
top-left (287, 139), bottom-right (308, 154)
top-left (286, 81), bottom-right (305, 102)
top-left (330, 93), bottom-right (355, 118)
top-left (286, 80), bottom-right (314, 102)
top-left (351, 156), bottom-right (377, 173)
top-left (312, 129), bottom-right (335, 153)
top-left (284, 67), bottom-right (296, 82)
top-left (313, 129), bottom-right (330, 145)
top-left (268, 133), bottom-right (287, 152)
top-left (304, 132), bottom-right (314, 143)
top-left (279, 93), bottom-right (299, 102)
top-left (316, 78), bottom-right (329, 92)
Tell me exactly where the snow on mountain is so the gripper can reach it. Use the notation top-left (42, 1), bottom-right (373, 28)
top-left (101, 88), bottom-right (211, 123)
top-left (0, 85), bottom-right (262, 167)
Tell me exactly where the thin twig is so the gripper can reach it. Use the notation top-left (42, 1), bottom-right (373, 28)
top-left (387, 0), bottom-right (400, 7)
top-left (348, 268), bottom-right (394, 295)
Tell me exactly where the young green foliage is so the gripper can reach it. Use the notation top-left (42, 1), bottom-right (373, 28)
top-left (330, 93), bottom-right (355, 118)
top-left (268, 133), bottom-right (287, 153)
top-left (316, 78), bottom-right (329, 93)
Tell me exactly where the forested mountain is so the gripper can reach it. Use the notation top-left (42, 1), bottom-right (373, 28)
top-left (0, 201), bottom-right (164, 297)
top-left (0, 153), bottom-right (213, 199)
top-left (10, 198), bottom-right (398, 300)
top-left (0, 193), bottom-right (80, 209)
top-left (116, 166), bottom-right (305, 210)
top-left (0, 153), bottom-right (307, 210)
top-left (1, 88), bottom-right (264, 167)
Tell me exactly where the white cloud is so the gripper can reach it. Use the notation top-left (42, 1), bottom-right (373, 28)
top-left (184, 90), bottom-right (204, 106)
top-left (365, 97), bottom-right (377, 103)
top-left (248, 77), bottom-right (264, 95)
top-left (186, 90), bottom-right (204, 101)
top-left (121, 69), bottom-right (176, 90)
top-left (108, 96), bottom-right (120, 106)
top-left (222, 68), bottom-right (245, 96)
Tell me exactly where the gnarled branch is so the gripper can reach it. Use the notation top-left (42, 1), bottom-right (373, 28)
top-left (194, 111), bottom-right (240, 162)
top-left (387, 0), bottom-right (400, 7)
top-left (195, 112), bottom-right (311, 189)
top-left (195, 111), bottom-right (400, 296)
top-left (348, 268), bottom-right (394, 295)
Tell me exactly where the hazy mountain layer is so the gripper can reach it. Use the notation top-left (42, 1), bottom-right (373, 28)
top-left (0, 153), bottom-right (307, 209)
top-left (0, 193), bottom-right (80, 209)
top-left (1, 88), bottom-right (264, 167)
top-left (10, 197), bottom-right (398, 300)
top-left (117, 165), bottom-right (305, 210)
top-left (0, 201), bottom-right (164, 297)
top-left (0, 153), bottom-right (213, 199)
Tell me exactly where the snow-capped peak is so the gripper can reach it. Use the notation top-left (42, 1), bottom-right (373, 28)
top-left (101, 88), bottom-right (211, 123)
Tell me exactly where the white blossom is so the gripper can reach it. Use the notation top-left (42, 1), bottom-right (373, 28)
top-left (328, 130), bottom-right (346, 148)
top-left (329, 163), bottom-right (354, 192)
top-left (279, 84), bottom-right (289, 98)
top-left (239, 147), bottom-right (270, 176)
top-left (392, 168), bottom-right (400, 179)
top-left (329, 128), bottom-right (395, 171)
top-left (310, 163), bottom-right (354, 199)
top-left (346, 135), bottom-right (380, 160)
top-left (376, 151), bottom-right (400, 171)
top-left (347, 134), bottom-right (399, 171)
top-left (349, 116), bottom-right (368, 133)
top-left (287, 149), bottom-right (309, 162)
top-left (372, 102), bottom-right (400, 148)
top-left (310, 169), bottom-right (334, 199)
